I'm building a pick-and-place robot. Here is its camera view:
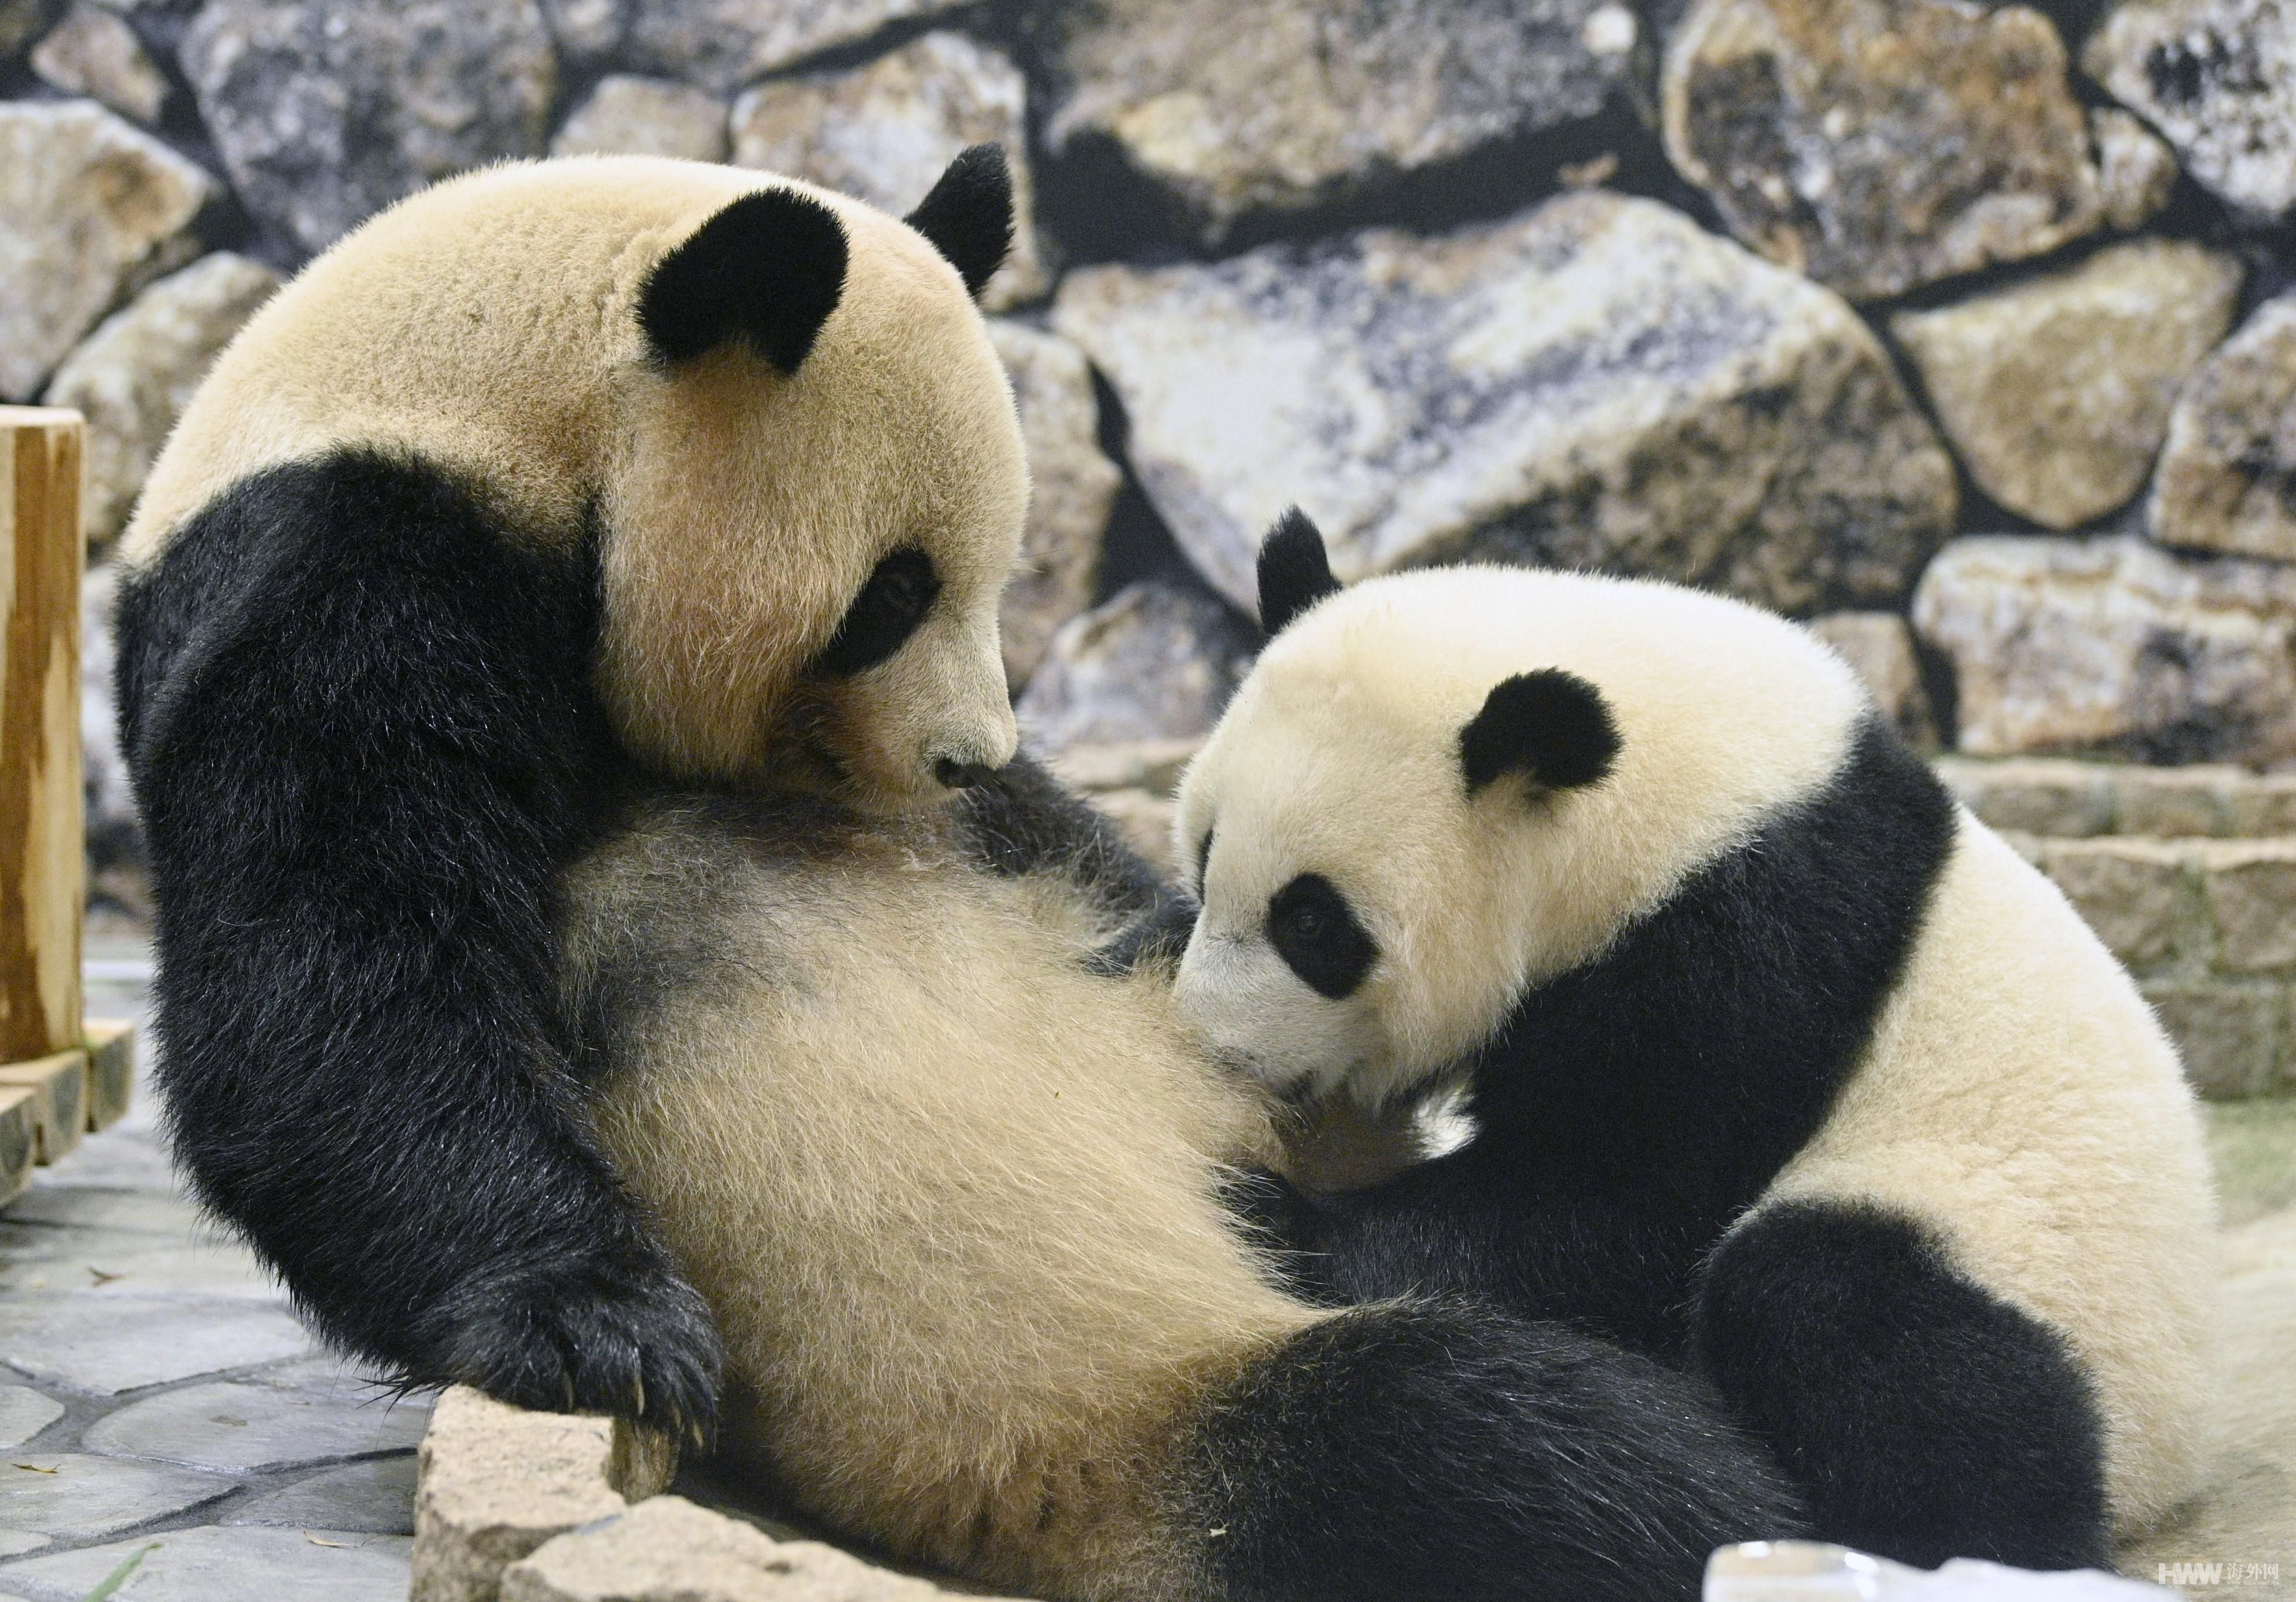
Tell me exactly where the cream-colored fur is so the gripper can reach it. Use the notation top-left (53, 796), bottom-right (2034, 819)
top-left (564, 804), bottom-right (1316, 1602)
top-left (122, 156), bottom-right (1026, 806)
top-left (1176, 562), bottom-right (2216, 1535)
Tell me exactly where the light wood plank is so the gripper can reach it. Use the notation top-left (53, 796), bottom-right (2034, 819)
top-left (84, 1017), bottom-right (135, 1130)
top-left (0, 407), bottom-right (85, 1063)
top-left (0, 1048), bottom-right (88, 1163)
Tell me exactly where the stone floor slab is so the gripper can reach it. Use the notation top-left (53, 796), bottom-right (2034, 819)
top-left (0, 1293), bottom-right (310, 1394)
top-left (0, 1524), bottom-right (410, 1602)
top-left (0, 1385), bottom-right (62, 1450)
top-left (0, 1453), bottom-right (235, 1542)
top-left (28, 1132), bottom-right (177, 1195)
top-left (84, 1379), bottom-right (428, 1473)
top-left (227, 1456), bottom-right (419, 1535)
top-left (0, 1230), bottom-right (274, 1299)
top-left (1, 1188), bottom-right (206, 1237)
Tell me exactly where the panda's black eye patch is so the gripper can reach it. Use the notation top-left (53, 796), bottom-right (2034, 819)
top-left (1267, 872), bottom-right (1377, 1000)
top-left (815, 548), bottom-right (941, 677)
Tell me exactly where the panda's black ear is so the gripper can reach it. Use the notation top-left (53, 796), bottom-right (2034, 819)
top-left (1460, 670), bottom-right (1620, 795)
top-left (1257, 507), bottom-right (1342, 637)
top-left (639, 189), bottom-right (849, 373)
top-left (905, 145), bottom-right (1013, 300)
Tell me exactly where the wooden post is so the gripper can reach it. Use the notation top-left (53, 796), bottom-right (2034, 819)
top-left (1, 407), bottom-right (84, 1067)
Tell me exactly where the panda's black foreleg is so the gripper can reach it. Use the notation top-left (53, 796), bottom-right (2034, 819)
top-left (1190, 1297), bottom-right (1809, 1602)
top-left (954, 753), bottom-right (1199, 967)
top-left (116, 452), bottom-right (720, 1438)
top-left (1692, 1198), bottom-right (2111, 1571)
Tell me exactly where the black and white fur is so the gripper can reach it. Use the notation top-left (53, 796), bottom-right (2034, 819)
top-left (1167, 513), bottom-right (2217, 1572)
top-left (113, 150), bottom-right (1029, 1437)
top-left (559, 760), bottom-right (1810, 1602)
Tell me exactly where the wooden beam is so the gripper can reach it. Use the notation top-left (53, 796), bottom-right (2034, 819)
top-left (84, 1017), bottom-right (135, 1131)
top-left (0, 407), bottom-right (84, 1065)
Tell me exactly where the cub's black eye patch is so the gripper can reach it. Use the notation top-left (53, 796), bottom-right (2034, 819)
top-left (1267, 872), bottom-right (1377, 1000)
top-left (815, 549), bottom-right (940, 677)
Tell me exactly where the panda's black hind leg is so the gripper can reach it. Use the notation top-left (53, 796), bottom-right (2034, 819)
top-left (1191, 1298), bottom-right (1809, 1602)
top-left (116, 450), bottom-right (720, 1438)
top-left (1693, 1198), bottom-right (2111, 1571)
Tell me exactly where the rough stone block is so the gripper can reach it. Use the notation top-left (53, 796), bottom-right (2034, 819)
top-left (987, 322), bottom-right (1119, 689)
top-left (0, 1088), bottom-right (34, 1205)
top-left (411, 1387), bottom-right (674, 1602)
top-left (1015, 581), bottom-right (1254, 756)
top-left (501, 1495), bottom-right (991, 1602)
top-left (2041, 839), bottom-right (2190, 967)
top-left (29, 3), bottom-right (167, 124)
top-left (2144, 981), bottom-right (2286, 1100)
top-left (2152, 294), bottom-right (2296, 566)
top-left (2198, 842), bottom-right (2296, 974)
top-left (1934, 757), bottom-right (2116, 838)
top-left (2229, 775), bottom-right (2296, 838)
top-left (548, 75), bottom-right (726, 163)
top-left (2115, 765), bottom-right (2245, 838)
top-left (1048, 738), bottom-right (1204, 801)
top-left (82, 1019), bottom-right (133, 1130)
top-left (0, 1383), bottom-right (62, 1451)
top-left (1809, 612), bottom-right (1936, 747)
top-left (0, 1051), bottom-right (86, 1163)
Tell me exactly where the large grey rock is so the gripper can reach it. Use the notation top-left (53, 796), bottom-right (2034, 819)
top-left (229, 1457), bottom-right (420, 1537)
top-left (1912, 535), bottom-right (2296, 764)
top-left (1889, 240), bottom-right (2243, 531)
top-left (544, 0), bottom-right (966, 94)
top-left (83, 1380), bottom-right (429, 1473)
top-left (1016, 581), bottom-right (1254, 755)
top-left (0, 1292), bottom-right (311, 1394)
top-left (2084, 0), bottom-right (2296, 218)
top-left (1662, 0), bottom-right (2106, 300)
top-left (0, 1455), bottom-right (234, 1545)
top-left (181, 0), bottom-right (556, 256)
top-left (549, 74), bottom-right (725, 162)
top-left (45, 255), bottom-right (281, 547)
top-left (30, 3), bottom-right (167, 123)
top-left (1032, 0), bottom-right (1640, 243)
top-left (730, 31), bottom-right (1045, 309)
top-left (0, 1387), bottom-right (62, 1453)
top-left (987, 321), bottom-right (1119, 691)
top-left (0, 101), bottom-right (214, 402)
top-left (1054, 191), bottom-right (1956, 617)
top-left (2154, 294), bottom-right (2296, 564)
top-left (0, 1524), bottom-right (411, 1602)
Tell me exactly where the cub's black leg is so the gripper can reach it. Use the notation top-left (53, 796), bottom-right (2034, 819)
top-left (1693, 1199), bottom-right (2110, 1571)
top-left (117, 450), bottom-right (719, 1437)
top-left (1193, 1298), bottom-right (1809, 1602)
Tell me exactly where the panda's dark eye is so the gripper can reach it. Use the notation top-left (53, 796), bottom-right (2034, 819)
top-left (814, 548), bottom-right (941, 677)
top-left (1266, 872), bottom-right (1377, 1000)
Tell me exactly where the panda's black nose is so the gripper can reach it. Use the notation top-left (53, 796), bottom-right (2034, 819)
top-left (934, 758), bottom-right (996, 790)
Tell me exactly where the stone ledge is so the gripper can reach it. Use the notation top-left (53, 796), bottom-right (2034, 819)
top-left (1938, 757), bottom-right (2296, 840)
top-left (415, 1391), bottom-right (1017, 1602)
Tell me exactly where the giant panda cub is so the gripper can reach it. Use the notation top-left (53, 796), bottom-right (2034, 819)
top-left (557, 761), bottom-right (1810, 1602)
top-left (1167, 513), bottom-right (2217, 1574)
top-left (115, 149), bottom-right (1033, 1436)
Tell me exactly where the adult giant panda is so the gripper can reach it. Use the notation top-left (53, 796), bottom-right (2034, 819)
top-left (558, 760), bottom-right (1810, 1602)
top-left (1164, 513), bottom-right (2217, 1573)
top-left (114, 150), bottom-right (1031, 1437)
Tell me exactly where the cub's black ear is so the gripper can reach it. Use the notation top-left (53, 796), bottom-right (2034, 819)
top-left (1257, 507), bottom-right (1341, 637)
top-left (639, 189), bottom-right (849, 372)
top-left (1460, 670), bottom-right (1620, 794)
top-left (905, 145), bottom-right (1013, 300)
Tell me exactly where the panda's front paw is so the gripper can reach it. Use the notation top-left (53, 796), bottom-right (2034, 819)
top-left (424, 1250), bottom-right (724, 1446)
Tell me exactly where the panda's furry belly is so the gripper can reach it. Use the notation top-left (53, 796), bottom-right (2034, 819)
top-left (563, 798), bottom-right (1307, 1597)
top-left (558, 793), bottom-right (1815, 1602)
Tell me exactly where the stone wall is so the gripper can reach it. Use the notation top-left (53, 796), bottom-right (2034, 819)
top-left (4, 0), bottom-right (2293, 940)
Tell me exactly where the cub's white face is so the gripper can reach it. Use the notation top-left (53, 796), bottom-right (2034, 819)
top-left (1172, 550), bottom-right (1869, 1111)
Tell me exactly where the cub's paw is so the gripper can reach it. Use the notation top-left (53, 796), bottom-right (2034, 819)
top-left (426, 1252), bottom-right (724, 1445)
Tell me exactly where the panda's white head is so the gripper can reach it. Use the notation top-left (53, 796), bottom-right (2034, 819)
top-left (1171, 513), bottom-right (1871, 1110)
top-left (127, 150), bottom-right (1029, 813)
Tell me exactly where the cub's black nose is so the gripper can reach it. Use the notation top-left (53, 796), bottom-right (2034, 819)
top-left (934, 758), bottom-right (996, 790)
